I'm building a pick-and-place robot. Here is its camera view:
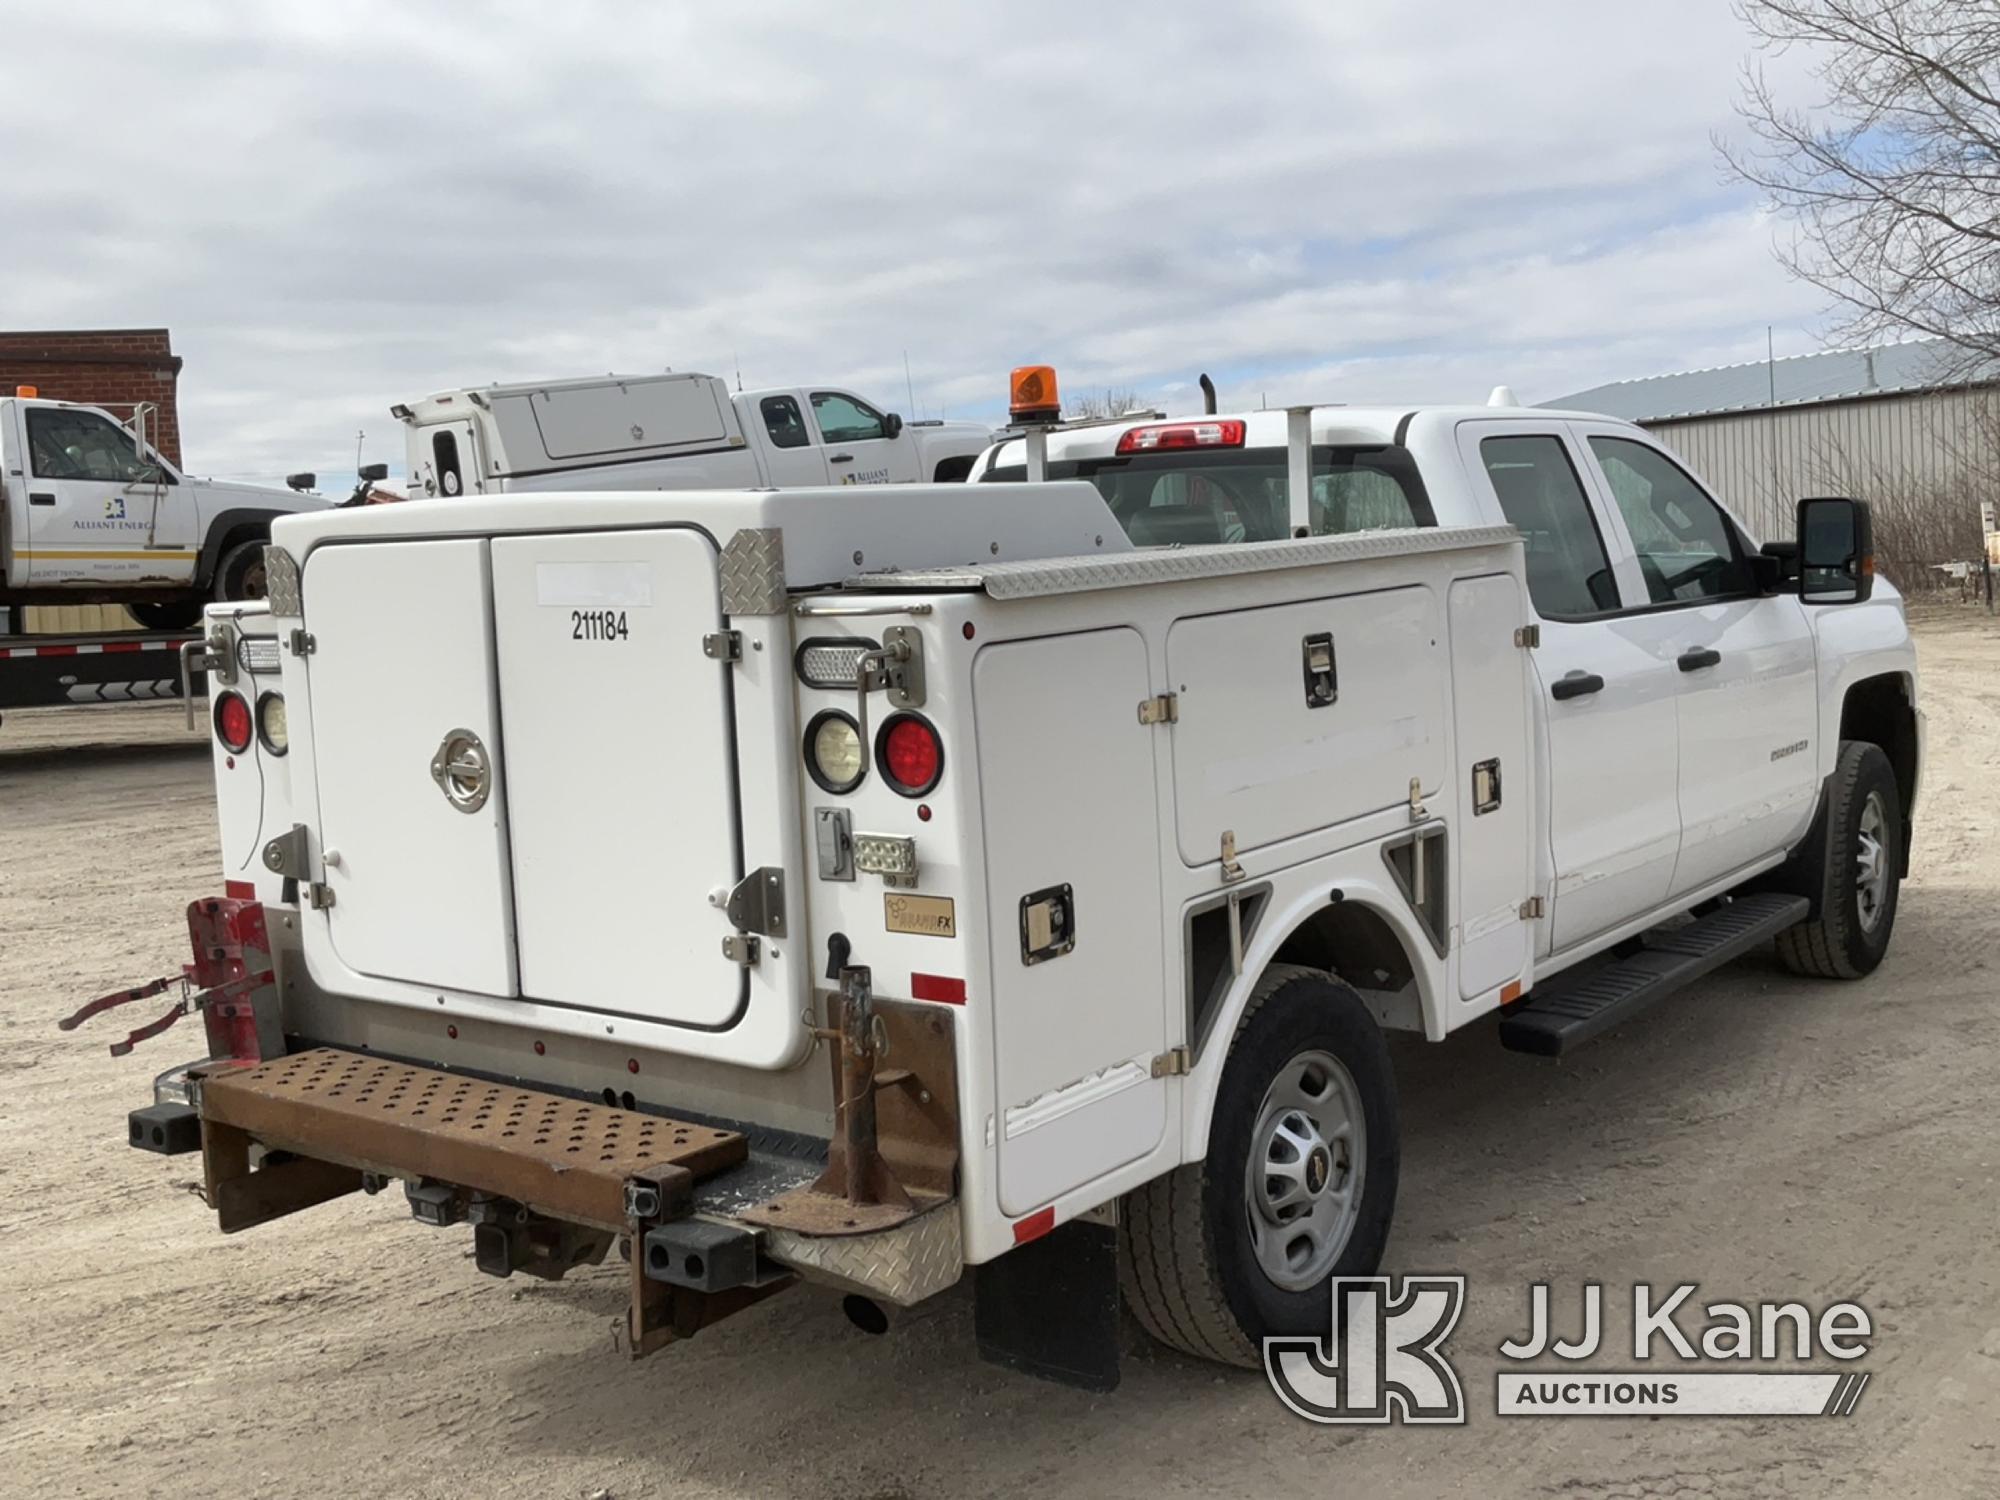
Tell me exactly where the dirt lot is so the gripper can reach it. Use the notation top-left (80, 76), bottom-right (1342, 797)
top-left (2, 610), bottom-right (1996, 1500)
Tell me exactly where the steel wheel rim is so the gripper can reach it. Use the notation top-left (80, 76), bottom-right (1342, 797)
top-left (1245, 1048), bottom-right (1364, 1292)
top-left (1855, 790), bottom-right (1890, 934)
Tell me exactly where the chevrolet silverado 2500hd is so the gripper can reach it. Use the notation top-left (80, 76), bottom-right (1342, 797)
top-left (85, 368), bottom-right (1916, 1390)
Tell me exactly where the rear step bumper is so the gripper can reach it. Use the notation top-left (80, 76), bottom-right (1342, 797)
top-left (1499, 893), bottom-right (1809, 1057)
top-left (179, 1046), bottom-right (963, 1348)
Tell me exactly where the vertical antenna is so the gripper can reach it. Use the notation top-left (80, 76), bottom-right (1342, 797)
top-left (1767, 326), bottom-right (1779, 519)
top-left (903, 350), bottom-right (917, 419)
top-left (355, 428), bottom-right (364, 471)
top-left (734, 354), bottom-right (742, 393)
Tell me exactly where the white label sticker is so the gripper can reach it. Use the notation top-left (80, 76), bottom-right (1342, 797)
top-left (534, 561), bottom-right (655, 608)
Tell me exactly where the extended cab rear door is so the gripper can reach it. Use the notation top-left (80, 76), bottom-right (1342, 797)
top-left (1456, 419), bottom-right (1681, 953)
top-left (748, 392), bottom-right (831, 486)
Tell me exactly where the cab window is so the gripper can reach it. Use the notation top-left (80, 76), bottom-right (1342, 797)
top-left (809, 392), bottom-right (886, 444)
top-left (761, 396), bottom-right (811, 450)
top-left (981, 445), bottom-right (1433, 548)
top-left (26, 408), bottom-right (159, 484)
top-left (1479, 435), bottom-right (1619, 619)
top-left (1588, 437), bottom-right (1754, 604)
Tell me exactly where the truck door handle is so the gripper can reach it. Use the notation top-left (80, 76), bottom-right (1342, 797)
top-left (28, 491), bottom-right (55, 506)
top-left (829, 454), bottom-right (854, 465)
top-left (1677, 648), bottom-right (1722, 672)
top-left (1550, 672), bottom-right (1604, 701)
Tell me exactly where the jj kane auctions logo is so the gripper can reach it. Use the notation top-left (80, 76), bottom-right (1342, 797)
top-left (1266, 1278), bottom-right (1874, 1423)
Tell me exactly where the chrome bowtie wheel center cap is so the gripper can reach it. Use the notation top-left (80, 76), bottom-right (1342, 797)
top-left (1245, 1048), bottom-right (1366, 1292)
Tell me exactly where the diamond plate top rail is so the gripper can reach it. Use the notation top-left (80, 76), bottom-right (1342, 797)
top-left (841, 524), bottom-right (1523, 600)
top-left (200, 1048), bottom-right (747, 1231)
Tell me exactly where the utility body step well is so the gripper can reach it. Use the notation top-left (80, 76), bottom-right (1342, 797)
top-left (1499, 893), bottom-right (1809, 1057)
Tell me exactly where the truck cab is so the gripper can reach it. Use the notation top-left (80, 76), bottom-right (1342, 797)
top-left (0, 390), bottom-right (328, 630)
top-left (395, 371), bottom-right (990, 498)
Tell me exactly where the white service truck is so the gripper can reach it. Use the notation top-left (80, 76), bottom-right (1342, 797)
top-left (0, 390), bottom-right (327, 633)
top-left (82, 370), bottom-right (1917, 1390)
top-left (393, 370), bottom-right (991, 498)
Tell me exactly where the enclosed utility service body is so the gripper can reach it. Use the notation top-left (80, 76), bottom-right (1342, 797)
top-left (395, 371), bottom-right (991, 499)
top-left (99, 395), bottom-right (1918, 1388)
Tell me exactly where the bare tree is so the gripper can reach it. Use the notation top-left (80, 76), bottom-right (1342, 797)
top-left (1721, 1), bottom-right (2000, 369)
top-left (1064, 387), bottom-right (1147, 420)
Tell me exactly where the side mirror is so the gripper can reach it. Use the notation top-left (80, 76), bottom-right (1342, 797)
top-left (287, 472), bottom-right (317, 492)
top-left (1797, 497), bottom-right (1874, 604)
top-left (884, 412), bottom-right (904, 439)
top-left (358, 462), bottom-right (390, 483)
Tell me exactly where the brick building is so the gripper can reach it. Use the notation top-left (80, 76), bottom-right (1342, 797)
top-left (0, 327), bottom-right (184, 465)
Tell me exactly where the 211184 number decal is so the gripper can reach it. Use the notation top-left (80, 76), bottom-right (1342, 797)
top-left (571, 609), bottom-right (630, 642)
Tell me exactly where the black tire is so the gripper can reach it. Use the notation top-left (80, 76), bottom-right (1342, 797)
top-left (211, 538), bottom-right (269, 603)
top-left (1118, 963), bottom-right (1400, 1366)
top-left (1776, 740), bottom-right (1903, 979)
top-left (127, 601), bottom-right (204, 631)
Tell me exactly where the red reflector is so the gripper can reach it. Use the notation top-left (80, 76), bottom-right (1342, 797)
top-left (911, 972), bottom-right (965, 1004)
top-left (213, 691), bottom-right (253, 753)
top-left (1115, 419), bottom-right (1245, 454)
top-left (878, 714), bottom-right (943, 796)
top-left (225, 879), bottom-right (257, 900)
top-left (1013, 1206), bottom-right (1056, 1245)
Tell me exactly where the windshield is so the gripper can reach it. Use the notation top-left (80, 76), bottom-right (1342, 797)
top-left (981, 445), bottom-right (1433, 546)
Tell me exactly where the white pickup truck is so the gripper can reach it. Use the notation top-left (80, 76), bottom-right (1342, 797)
top-left (393, 370), bottom-right (991, 498)
top-left (0, 390), bottom-right (326, 631)
top-left (86, 371), bottom-right (1916, 1391)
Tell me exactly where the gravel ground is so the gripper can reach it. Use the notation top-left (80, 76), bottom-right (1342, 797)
top-left (2, 609), bottom-right (1996, 1499)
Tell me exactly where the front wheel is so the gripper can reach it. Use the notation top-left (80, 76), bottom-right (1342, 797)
top-left (1118, 964), bottom-right (1400, 1366)
top-left (1776, 739), bottom-right (1903, 978)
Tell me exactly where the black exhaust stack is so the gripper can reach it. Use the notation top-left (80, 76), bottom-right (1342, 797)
top-left (1198, 373), bottom-right (1216, 414)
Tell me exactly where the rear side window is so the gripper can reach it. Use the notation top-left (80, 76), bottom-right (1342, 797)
top-left (981, 446), bottom-right (1433, 548)
top-left (1588, 437), bottom-right (1755, 605)
top-left (432, 431), bottom-right (463, 496)
top-left (1479, 435), bottom-right (1618, 619)
top-left (761, 396), bottom-right (811, 449)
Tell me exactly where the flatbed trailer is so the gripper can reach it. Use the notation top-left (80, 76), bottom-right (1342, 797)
top-left (0, 629), bottom-right (205, 719)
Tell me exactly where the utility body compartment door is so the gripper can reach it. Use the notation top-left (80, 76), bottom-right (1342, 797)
top-left (976, 628), bottom-right (1169, 1217)
top-left (1166, 586), bottom-right (1447, 866)
top-left (490, 529), bottom-right (746, 1028)
top-left (305, 538), bottom-right (517, 997)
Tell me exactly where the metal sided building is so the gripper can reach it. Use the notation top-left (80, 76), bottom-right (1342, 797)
top-left (1549, 338), bottom-right (2000, 543)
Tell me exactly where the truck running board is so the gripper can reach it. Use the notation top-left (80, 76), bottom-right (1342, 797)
top-left (1498, 893), bottom-right (1809, 1057)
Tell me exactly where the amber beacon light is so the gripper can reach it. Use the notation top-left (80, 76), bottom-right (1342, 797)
top-left (1008, 365), bottom-right (1061, 424)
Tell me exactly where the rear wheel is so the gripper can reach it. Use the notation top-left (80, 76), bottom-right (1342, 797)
top-left (128, 601), bottom-right (203, 631)
top-left (1119, 964), bottom-right (1399, 1366)
top-left (1776, 740), bottom-right (1903, 978)
top-left (212, 538), bottom-right (269, 603)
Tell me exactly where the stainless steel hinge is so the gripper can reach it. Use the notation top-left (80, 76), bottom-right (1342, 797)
top-left (1137, 692), bottom-right (1179, 726)
top-left (1514, 624), bottom-right (1540, 649)
top-left (722, 933), bottom-right (760, 967)
top-left (308, 884), bottom-right (337, 910)
top-left (722, 866), bottom-right (786, 938)
top-left (288, 628), bottom-right (317, 657)
top-left (1519, 896), bottom-right (1546, 920)
top-left (1150, 1046), bottom-right (1191, 1078)
top-left (1219, 829), bottom-right (1246, 884)
top-left (262, 824), bottom-right (311, 878)
top-left (702, 630), bottom-right (742, 662)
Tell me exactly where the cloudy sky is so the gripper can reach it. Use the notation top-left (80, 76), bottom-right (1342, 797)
top-left (1, 1), bottom-right (1831, 486)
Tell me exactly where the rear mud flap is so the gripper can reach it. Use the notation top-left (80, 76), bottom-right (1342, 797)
top-left (974, 1218), bottom-right (1122, 1392)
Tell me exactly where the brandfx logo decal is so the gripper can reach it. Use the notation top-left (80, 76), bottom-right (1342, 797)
top-left (1264, 1276), bottom-right (1467, 1424)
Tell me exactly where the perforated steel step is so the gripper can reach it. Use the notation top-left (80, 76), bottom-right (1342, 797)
top-left (199, 1047), bottom-right (747, 1230)
top-left (1499, 893), bottom-right (1808, 1057)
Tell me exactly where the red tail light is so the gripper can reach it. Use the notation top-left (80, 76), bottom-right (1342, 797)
top-left (877, 713), bottom-right (943, 797)
top-left (213, 691), bottom-right (253, 753)
top-left (1115, 419), bottom-right (1245, 454)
